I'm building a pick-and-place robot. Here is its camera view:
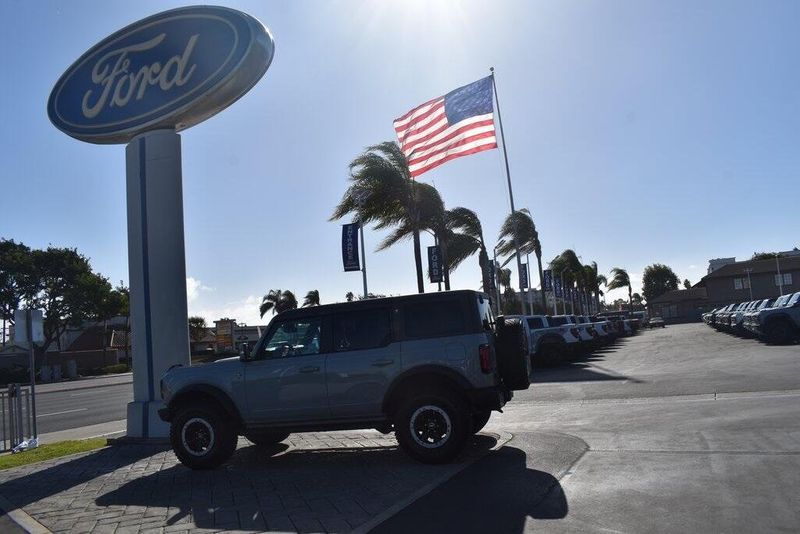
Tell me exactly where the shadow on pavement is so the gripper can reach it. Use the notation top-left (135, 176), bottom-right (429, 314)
top-left (0, 432), bottom-right (498, 532)
top-left (371, 444), bottom-right (567, 534)
top-left (531, 363), bottom-right (627, 383)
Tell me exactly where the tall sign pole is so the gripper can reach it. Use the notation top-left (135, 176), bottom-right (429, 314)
top-left (359, 223), bottom-right (369, 298)
top-left (490, 67), bottom-right (527, 316)
top-left (48, 6), bottom-right (274, 439)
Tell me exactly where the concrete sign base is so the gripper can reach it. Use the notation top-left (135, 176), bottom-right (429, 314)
top-left (125, 129), bottom-right (191, 439)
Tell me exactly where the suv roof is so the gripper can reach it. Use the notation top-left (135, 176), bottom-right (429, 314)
top-left (275, 290), bottom-right (489, 320)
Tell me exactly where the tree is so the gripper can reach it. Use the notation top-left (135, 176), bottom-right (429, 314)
top-left (444, 207), bottom-right (494, 304)
top-left (0, 239), bottom-right (33, 344)
top-left (683, 279), bottom-right (691, 290)
top-left (607, 267), bottom-right (633, 312)
top-left (330, 141), bottom-right (425, 293)
top-left (302, 290), bottom-right (320, 307)
top-left (372, 181), bottom-right (452, 290)
top-left (549, 250), bottom-right (584, 312)
top-left (751, 251), bottom-right (778, 261)
top-left (345, 291), bottom-right (354, 302)
top-left (259, 289), bottom-right (298, 317)
top-left (497, 209), bottom-right (546, 310)
top-left (631, 293), bottom-right (644, 307)
top-left (23, 247), bottom-right (113, 364)
top-left (188, 316), bottom-right (207, 343)
top-left (641, 264), bottom-right (679, 303)
top-left (584, 262), bottom-right (607, 313)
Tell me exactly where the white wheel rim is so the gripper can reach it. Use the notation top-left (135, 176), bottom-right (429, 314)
top-left (410, 405), bottom-right (452, 449)
top-left (181, 417), bottom-right (216, 457)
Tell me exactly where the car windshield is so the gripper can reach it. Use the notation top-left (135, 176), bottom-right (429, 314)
top-left (788, 293), bottom-right (800, 307)
top-left (548, 316), bottom-right (568, 326)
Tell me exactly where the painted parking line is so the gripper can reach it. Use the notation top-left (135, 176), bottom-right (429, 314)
top-left (38, 408), bottom-right (88, 418)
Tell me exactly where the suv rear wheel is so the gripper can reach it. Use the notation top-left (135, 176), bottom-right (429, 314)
top-left (394, 390), bottom-right (469, 464)
top-left (169, 400), bottom-right (237, 470)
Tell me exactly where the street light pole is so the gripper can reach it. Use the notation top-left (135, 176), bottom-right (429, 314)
top-left (776, 255), bottom-right (784, 296)
top-left (744, 268), bottom-right (753, 301)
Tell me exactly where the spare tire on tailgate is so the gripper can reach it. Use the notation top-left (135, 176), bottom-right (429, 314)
top-left (494, 316), bottom-right (532, 390)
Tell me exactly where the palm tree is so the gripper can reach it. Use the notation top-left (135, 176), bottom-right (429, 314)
top-left (259, 289), bottom-right (298, 318)
top-left (444, 207), bottom-right (494, 302)
top-left (372, 181), bottom-right (452, 290)
top-left (496, 209), bottom-right (546, 310)
top-left (607, 268), bottom-right (633, 312)
top-left (302, 290), bottom-right (320, 307)
top-left (548, 249), bottom-right (584, 312)
top-left (345, 291), bottom-right (354, 302)
top-left (330, 141), bottom-right (425, 293)
top-left (583, 262), bottom-right (607, 313)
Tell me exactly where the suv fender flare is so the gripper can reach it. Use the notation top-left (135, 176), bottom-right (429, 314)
top-left (382, 365), bottom-right (471, 415)
top-left (168, 384), bottom-right (243, 430)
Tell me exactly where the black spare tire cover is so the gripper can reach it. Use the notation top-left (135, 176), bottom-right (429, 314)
top-left (495, 316), bottom-right (531, 390)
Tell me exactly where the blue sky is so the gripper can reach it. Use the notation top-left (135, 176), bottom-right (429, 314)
top-left (1, 0), bottom-right (798, 325)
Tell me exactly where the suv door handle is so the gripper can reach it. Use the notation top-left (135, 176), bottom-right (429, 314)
top-left (371, 359), bottom-right (395, 367)
top-left (299, 365), bottom-right (320, 373)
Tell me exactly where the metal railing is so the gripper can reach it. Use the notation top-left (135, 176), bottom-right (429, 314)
top-left (0, 384), bottom-right (35, 452)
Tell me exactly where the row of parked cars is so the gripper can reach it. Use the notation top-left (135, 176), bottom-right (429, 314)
top-left (702, 291), bottom-right (800, 344)
top-left (509, 313), bottom-right (642, 366)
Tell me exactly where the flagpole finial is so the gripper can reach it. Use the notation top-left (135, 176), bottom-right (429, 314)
top-left (489, 66), bottom-right (495, 73)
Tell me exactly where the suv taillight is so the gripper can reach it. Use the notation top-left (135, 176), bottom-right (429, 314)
top-left (479, 344), bottom-right (492, 374)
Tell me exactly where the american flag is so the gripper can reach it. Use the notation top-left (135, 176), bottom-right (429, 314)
top-left (394, 76), bottom-right (497, 178)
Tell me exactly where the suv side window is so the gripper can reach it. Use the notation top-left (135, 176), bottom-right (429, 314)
top-left (404, 299), bottom-right (466, 339)
top-left (258, 317), bottom-right (323, 359)
top-left (333, 308), bottom-right (392, 351)
top-left (527, 317), bottom-right (544, 329)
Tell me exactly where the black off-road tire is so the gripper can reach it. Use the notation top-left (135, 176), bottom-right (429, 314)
top-left (535, 343), bottom-right (563, 367)
top-left (472, 410), bottom-right (491, 434)
top-left (169, 400), bottom-right (237, 470)
top-left (765, 318), bottom-right (794, 345)
top-left (495, 317), bottom-right (532, 390)
top-left (394, 390), bottom-right (470, 464)
top-left (244, 431), bottom-right (291, 447)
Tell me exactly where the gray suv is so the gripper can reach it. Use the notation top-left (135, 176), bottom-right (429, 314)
top-left (159, 290), bottom-right (530, 469)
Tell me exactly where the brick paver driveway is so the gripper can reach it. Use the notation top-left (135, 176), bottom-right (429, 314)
top-left (0, 431), bottom-right (500, 533)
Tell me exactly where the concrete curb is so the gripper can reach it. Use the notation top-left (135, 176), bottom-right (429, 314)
top-left (0, 493), bottom-right (51, 534)
top-left (351, 430), bottom-right (513, 534)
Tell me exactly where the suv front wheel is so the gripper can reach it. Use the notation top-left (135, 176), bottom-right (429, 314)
top-left (394, 390), bottom-right (469, 464)
top-left (169, 400), bottom-right (237, 470)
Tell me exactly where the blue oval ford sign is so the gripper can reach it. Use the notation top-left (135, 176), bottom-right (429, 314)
top-left (48, 6), bottom-right (274, 144)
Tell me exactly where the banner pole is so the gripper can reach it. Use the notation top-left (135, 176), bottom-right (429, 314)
top-left (490, 67), bottom-right (526, 315)
top-left (359, 222), bottom-right (368, 298)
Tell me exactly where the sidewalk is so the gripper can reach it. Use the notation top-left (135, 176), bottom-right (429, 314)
top-left (0, 431), bottom-right (507, 533)
top-left (38, 419), bottom-right (127, 444)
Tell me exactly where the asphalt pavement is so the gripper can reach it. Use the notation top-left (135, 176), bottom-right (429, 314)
top-left (374, 323), bottom-right (800, 533)
top-left (34, 378), bottom-right (131, 436)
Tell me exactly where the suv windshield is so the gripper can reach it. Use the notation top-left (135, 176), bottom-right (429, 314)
top-left (548, 316), bottom-right (567, 326)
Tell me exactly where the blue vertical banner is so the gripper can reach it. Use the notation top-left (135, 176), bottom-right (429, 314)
top-left (342, 223), bottom-right (361, 272)
top-left (554, 276), bottom-right (563, 298)
top-left (519, 264), bottom-right (529, 289)
top-left (543, 269), bottom-right (553, 291)
top-left (428, 245), bottom-right (443, 283)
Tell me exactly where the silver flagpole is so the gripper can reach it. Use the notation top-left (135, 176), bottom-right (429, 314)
top-left (490, 67), bottom-right (526, 316)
